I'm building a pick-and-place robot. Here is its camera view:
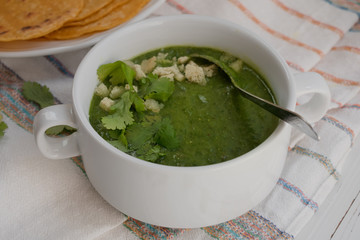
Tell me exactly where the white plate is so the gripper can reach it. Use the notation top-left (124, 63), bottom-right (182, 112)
top-left (0, 0), bottom-right (165, 58)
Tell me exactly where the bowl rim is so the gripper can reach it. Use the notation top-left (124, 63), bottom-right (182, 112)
top-left (73, 15), bottom-right (294, 171)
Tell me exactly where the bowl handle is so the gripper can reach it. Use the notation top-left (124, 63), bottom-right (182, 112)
top-left (33, 104), bottom-right (80, 159)
top-left (294, 72), bottom-right (331, 123)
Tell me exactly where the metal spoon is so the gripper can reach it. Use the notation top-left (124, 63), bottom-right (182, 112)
top-left (191, 54), bottom-right (319, 141)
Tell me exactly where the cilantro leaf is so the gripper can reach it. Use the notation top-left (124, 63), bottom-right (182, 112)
top-left (130, 92), bottom-right (145, 112)
top-left (97, 61), bottom-right (122, 81)
top-left (22, 81), bottom-right (55, 108)
top-left (136, 143), bottom-right (164, 163)
top-left (145, 77), bottom-right (175, 102)
top-left (126, 122), bottom-right (159, 149)
top-left (102, 111), bottom-right (134, 130)
top-left (21, 82), bottom-right (78, 137)
top-left (97, 61), bottom-right (135, 87)
top-left (101, 92), bottom-right (134, 130)
top-left (109, 139), bottom-right (129, 152)
top-left (0, 118), bottom-right (8, 137)
top-left (45, 125), bottom-right (77, 136)
top-left (119, 130), bottom-right (128, 148)
top-left (155, 118), bottom-right (179, 150)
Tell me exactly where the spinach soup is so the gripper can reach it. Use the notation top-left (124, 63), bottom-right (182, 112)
top-left (89, 46), bottom-right (278, 166)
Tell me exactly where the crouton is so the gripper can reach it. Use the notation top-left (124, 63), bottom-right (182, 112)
top-left (152, 65), bottom-right (185, 81)
top-left (157, 52), bottom-right (168, 61)
top-left (229, 59), bottom-right (243, 73)
top-left (123, 60), bottom-right (145, 80)
top-left (178, 56), bottom-right (190, 64)
top-left (99, 97), bottom-right (115, 112)
top-left (95, 83), bottom-right (109, 97)
top-left (141, 56), bottom-right (157, 74)
top-left (202, 64), bottom-right (217, 77)
top-left (109, 86), bottom-right (125, 99)
top-left (125, 84), bottom-right (138, 92)
top-left (132, 64), bottom-right (146, 80)
top-left (144, 99), bottom-right (164, 113)
top-left (178, 64), bottom-right (185, 72)
top-left (153, 66), bottom-right (175, 81)
top-left (185, 61), bottom-right (206, 85)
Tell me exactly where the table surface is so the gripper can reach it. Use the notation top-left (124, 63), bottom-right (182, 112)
top-left (297, 135), bottom-right (360, 240)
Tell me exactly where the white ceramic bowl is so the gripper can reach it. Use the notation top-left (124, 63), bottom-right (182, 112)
top-left (34, 15), bottom-right (330, 228)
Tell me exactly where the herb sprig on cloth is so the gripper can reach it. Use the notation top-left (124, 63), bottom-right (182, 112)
top-left (0, 113), bottom-right (8, 137)
top-left (22, 81), bottom-right (76, 135)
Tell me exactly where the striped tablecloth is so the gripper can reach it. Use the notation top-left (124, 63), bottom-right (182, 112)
top-left (1, 0), bottom-right (360, 239)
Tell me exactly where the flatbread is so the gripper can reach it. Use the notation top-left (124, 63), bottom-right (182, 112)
top-left (70, 0), bottom-right (114, 22)
top-left (0, 0), bottom-right (84, 41)
top-left (65, 0), bottom-right (130, 27)
top-left (46, 0), bottom-right (150, 40)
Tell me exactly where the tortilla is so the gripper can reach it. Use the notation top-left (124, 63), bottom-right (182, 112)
top-left (65, 0), bottom-right (130, 27)
top-left (0, 0), bottom-right (84, 42)
top-left (46, 0), bottom-right (150, 40)
top-left (68, 0), bottom-right (114, 22)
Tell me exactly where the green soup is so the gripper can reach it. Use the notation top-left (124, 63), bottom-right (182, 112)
top-left (89, 46), bottom-right (278, 166)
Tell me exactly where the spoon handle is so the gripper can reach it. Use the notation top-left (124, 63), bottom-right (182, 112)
top-left (235, 88), bottom-right (319, 141)
top-left (191, 54), bottom-right (319, 141)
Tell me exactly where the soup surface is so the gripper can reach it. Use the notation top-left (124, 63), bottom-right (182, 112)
top-left (89, 46), bottom-right (278, 166)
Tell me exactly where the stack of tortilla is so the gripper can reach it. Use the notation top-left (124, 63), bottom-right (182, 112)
top-left (0, 0), bottom-right (150, 41)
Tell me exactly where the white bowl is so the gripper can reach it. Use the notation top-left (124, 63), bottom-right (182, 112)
top-left (34, 15), bottom-right (330, 228)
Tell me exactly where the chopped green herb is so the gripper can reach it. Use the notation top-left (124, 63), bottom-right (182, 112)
top-left (22, 81), bottom-right (77, 137)
top-left (130, 92), bottom-right (145, 112)
top-left (97, 61), bottom-right (135, 87)
top-left (144, 77), bottom-right (175, 102)
top-left (126, 122), bottom-right (159, 149)
top-left (109, 139), bottom-right (128, 152)
top-left (0, 113), bottom-right (8, 137)
top-left (136, 143), bottom-right (165, 163)
top-left (45, 125), bottom-right (77, 136)
top-left (155, 118), bottom-right (179, 150)
top-left (101, 91), bottom-right (134, 130)
top-left (22, 81), bottom-right (55, 108)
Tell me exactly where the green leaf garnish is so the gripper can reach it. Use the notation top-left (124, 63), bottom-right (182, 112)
top-left (130, 91), bottom-right (145, 112)
top-left (22, 81), bottom-right (55, 108)
top-left (126, 122), bottom-right (159, 149)
top-left (45, 125), bottom-right (77, 136)
top-left (155, 118), bottom-right (179, 150)
top-left (101, 112), bottom-right (133, 130)
top-left (97, 61), bottom-right (135, 87)
top-left (109, 139), bottom-right (129, 152)
top-left (97, 61), bottom-right (121, 81)
top-left (0, 114), bottom-right (8, 137)
top-left (136, 143), bottom-right (164, 163)
top-left (21, 82), bottom-right (78, 137)
top-left (144, 77), bottom-right (175, 102)
top-left (101, 92), bottom-right (134, 130)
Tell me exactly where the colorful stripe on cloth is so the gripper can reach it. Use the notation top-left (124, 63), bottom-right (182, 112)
top-left (167, 0), bottom-right (193, 14)
top-left (44, 55), bottom-right (75, 78)
top-left (123, 218), bottom-right (186, 239)
top-left (0, 62), bottom-right (37, 132)
top-left (271, 0), bottom-right (344, 37)
top-left (312, 68), bottom-right (360, 86)
top-left (203, 211), bottom-right (293, 240)
top-left (321, 115), bottom-right (355, 146)
top-left (123, 211), bottom-right (294, 240)
top-left (228, 0), bottom-right (324, 57)
top-left (290, 145), bottom-right (340, 180)
top-left (277, 178), bottom-right (319, 211)
top-left (0, 61), bottom-right (85, 174)
top-left (325, 0), bottom-right (360, 16)
top-left (343, 103), bottom-right (360, 110)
